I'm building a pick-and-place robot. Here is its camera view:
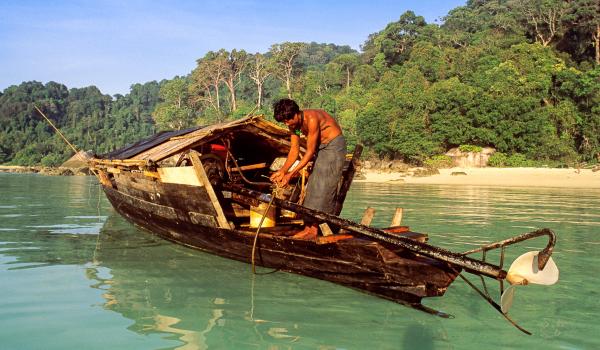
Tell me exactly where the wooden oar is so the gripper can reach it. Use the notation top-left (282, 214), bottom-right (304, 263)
top-left (223, 184), bottom-right (507, 280)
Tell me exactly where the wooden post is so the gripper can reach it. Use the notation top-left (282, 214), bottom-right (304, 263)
top-left (189, 151), bottom-right (231, 229)
top-left (360, 207), bottom-right (375, 226)
top-left (333, 144), bottom-right (363, 215)
top-left (391, 208), bottom-right (403, 227)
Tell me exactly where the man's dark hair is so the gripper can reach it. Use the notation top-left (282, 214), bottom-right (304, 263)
top-left (273, 99), bottom-right (299, 122)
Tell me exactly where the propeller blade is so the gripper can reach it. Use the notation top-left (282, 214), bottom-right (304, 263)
top-left (506, 251), bottom-right (559, 286)
top-left (501, 284), bottom-right (517, 314)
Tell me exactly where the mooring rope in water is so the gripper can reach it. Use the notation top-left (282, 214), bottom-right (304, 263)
top-left (92, 182), bottom-right (103, 266)
top-left (250, 185), bottom-right (280, 274)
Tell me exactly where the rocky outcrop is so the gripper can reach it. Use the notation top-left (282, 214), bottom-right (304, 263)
top-left (445, 147), bottom-right (495, 168)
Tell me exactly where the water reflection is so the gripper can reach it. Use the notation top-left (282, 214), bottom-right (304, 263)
top-left (343, 183), bottom-right (600, 255)
top-left (84, 215), bottom-right (450, 349)
top-left (2, 175), bottom-right (600, 349)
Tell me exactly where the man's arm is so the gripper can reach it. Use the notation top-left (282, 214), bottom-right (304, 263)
top-left (270, 132), bottom-right (300, 183)
top-left (279, 133), bottom-right (301, 173)
top-left (281, 116), bottom-right (319, 184)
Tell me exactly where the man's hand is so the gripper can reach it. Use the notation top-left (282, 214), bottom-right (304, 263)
top-left (270, 170), bottom-right (285, 184)
top-left (280, 172), bottom-right (294, 186)
top-left (270, 170), bottom-right (295, 187)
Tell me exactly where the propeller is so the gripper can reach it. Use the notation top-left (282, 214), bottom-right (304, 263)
top-left (501, 251), bottom-right (559, 314)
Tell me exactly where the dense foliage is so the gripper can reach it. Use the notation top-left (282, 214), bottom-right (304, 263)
top-left (1, 0), bottom-right (598, 166)
top-left (0, 81), bottom-right (159, 165)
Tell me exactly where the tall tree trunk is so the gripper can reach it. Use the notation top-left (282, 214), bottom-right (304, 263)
top-left (231, 89), bottom-right (237, 111)
top-left (257, 82), bottom-right (263, 109)
top-left (224, 77), bottom-right (237, 112)
top-left (594, 24), bottom-right (600, 64)
top-left (346, 67), bottom-right (351, 90)
top-left (214, 80), bottom-right (220, 113)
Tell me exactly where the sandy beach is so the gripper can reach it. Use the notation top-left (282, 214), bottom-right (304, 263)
top-left (355, 167), bottom-right (600, 189)
top-left (2, 165), bottom-right (599, 188)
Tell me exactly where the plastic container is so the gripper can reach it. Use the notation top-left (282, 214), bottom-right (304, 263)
top-left (249, 203), bottom-right (276, 228)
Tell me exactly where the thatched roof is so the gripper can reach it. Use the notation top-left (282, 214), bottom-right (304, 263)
top-left (98, 115), bottom-right (294, 163)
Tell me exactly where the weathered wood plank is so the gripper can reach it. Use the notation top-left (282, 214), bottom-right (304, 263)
top-left (158, 166), bottom-right (203, 186)
top-left (230, 162), bottom-right (268, 172)
top-left (189, 151), bottom-right (231, 229)
top-left (391, 207), bottom-right (403, 227)
top-left (360, 207), bottom-right (375, 226)
top-left (113, 172), bottom-right (216, 216)
top-left (334, 144), bottom-right (363, 215)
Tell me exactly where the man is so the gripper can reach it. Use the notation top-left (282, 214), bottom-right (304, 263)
top-left (270, 98), bottom-right (346, 240)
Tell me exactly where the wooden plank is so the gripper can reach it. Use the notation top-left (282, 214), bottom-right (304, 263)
top-left (317, 234), bottom-right (354, 244)
top-left (391, 207), bottom-right (403, 227)
top-left (113, 173), bottom-right (215, 216)
top-left (360, 207), bottom-right (375, 226)
top-left (189, 151), bottom-right (231, 229)
top-left (333, 144), bottom-right (363, 215)
top-left (230, 162), bottom-right (268, 172)
top-left (189, 212), bottom-right (218, 226)
top-left (91, 158), bottom-right (148, 167)
top-left (143, 170), bottom-right (161, 179)
top-left (383, 227), bottom-right (428, 243)
top-left (158, 166), bottom-right (202, 186)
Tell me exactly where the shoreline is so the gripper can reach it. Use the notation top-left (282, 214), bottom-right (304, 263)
top-left (2, 165), bottom-right (599, 189)
top-left (0, 165), bottom-right (91, 176)
top-left (355, 167), bottom-right (600, 189)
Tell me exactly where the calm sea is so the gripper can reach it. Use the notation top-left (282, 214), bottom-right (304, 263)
top-left (1, 173), bottom-right (598, 349)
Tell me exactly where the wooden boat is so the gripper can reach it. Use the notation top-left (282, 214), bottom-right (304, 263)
top-left (89, 115), bottom-right (558, 325)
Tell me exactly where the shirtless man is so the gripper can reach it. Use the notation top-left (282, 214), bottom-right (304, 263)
top-left (270, 98), bottom-right (346, 240)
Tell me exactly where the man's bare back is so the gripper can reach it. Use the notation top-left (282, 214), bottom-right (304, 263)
top-left (298, 109), bottom-right (342, 144)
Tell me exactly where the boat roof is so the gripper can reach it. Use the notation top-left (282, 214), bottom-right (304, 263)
top-left (101, 125), bottom-right (203, 160)
top-left (99, 115), bottom-right (293, 162)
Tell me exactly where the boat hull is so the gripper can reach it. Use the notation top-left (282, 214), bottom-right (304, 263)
top-left (102, 176), bottom-right (460, 306)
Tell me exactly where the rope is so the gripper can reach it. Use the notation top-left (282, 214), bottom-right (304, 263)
top-left (226, 149), bottom-right (271, 186)
top-left (250, 185), bottom-right (280, 274)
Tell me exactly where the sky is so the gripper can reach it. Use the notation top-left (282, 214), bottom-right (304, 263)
top-left (0, 0), bottom-right (466, 96)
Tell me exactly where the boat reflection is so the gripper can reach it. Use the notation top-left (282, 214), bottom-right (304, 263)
top-left (85, 214), bottom-right (451, 349)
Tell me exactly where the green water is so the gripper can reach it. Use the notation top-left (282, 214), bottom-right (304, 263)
top-left (0, 173), bottom-right (598, 349)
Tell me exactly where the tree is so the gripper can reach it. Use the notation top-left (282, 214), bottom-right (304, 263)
top-left (513, 0), bottom-right (570, 47)
top-left (248, 53), bottom-right (273, 109)
top-left (333, 53), bottom-right (360, 89)
top-left (362, 11), bottom-right (427, 66)
top-left (270, 42), bottom-right (306, 98)
top-left (562, 0), bottom-right (600, 64)
top-left (352, 65), bottom-right (379, 88)
top-left (221, 49), bottom-right (248, 112)
top-left (428, 77), bottom-right (476, 148)
top-left (152, 77), bottom-right (194, 131)
top-left (190, 51), bottom-right (227, 121)
top-left (405, 41), bottom-right (449, 82)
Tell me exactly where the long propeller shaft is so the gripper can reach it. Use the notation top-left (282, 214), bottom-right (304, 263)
top-left (224, 184), bottom-right (508, 280)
